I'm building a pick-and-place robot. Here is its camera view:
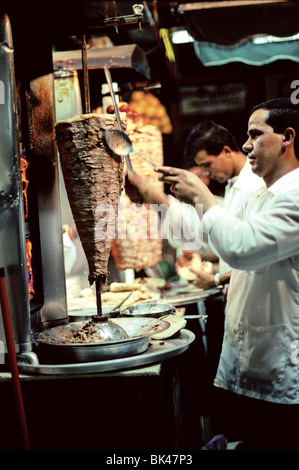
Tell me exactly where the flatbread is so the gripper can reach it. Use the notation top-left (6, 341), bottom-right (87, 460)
top-left (177, 266), bottom-right (197, 281)
top-left (151, 315), bottom-right (187, 339)
top-left (101, 290), bottom-right (152, 307)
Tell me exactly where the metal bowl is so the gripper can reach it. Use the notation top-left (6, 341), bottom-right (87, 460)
top-left (120, 302), bottom-right (175, 318)
top-left (32, 318), bottom-right (170, 364)
top-left (68, 306), bottom-right (120, 322)
top-left (33, 331), bottom-right (149, 364)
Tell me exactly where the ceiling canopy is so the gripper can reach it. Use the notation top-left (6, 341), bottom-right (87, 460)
top-left (181, 2), bottom-right (299, 45)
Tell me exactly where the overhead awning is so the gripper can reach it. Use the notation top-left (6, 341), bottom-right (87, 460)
top-left (181, 2), bottom-right (299, 46)
top-left (194, 34), bottom-right (299, 66)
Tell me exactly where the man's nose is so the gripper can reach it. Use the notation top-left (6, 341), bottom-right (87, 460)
top-left (242, 138), bottom-right (252, 154)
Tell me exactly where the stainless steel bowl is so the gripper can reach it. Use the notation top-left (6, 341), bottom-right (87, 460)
top-left (120, 302), bottom-right (175, 318)
top-left (32, 318), bottom-right (170, 364)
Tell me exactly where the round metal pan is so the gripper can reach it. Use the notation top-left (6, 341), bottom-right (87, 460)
top-left (32, 317), bottom-right (170, 364)
top-left (34, 335), bottom-right (150, 364)
top-left (19, 329), bottom-right (196, 375)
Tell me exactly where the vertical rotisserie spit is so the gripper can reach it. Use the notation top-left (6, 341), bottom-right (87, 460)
top-left (55, 113), bottom-right (125, 314)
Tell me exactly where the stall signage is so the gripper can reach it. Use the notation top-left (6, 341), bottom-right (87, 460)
top-left (179, 83), bottom-right (247, 116)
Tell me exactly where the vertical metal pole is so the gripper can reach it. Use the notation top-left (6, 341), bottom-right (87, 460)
top-left (0, 268), bottom-right (30, 450)
top-left (96, 278), bottom-right (102, 317)
top-left (81, 35), bottom-right (91, 114)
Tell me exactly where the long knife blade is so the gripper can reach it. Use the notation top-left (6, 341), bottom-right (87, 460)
top-left (103, 67), bottom-right (133, 172)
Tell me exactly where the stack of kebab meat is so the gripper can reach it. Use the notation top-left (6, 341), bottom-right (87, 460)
top-left (55, 113), bottom-right (125, 316)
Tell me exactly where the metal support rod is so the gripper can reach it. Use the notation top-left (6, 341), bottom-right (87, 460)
top-left (96, 278), bottom-right (102, 317)
top-left (81, 35), bottom-right (91, 114)
top-left (103, 67), bottom-right (123, 130)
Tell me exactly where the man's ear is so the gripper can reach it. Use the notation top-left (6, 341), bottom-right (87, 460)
top-left (222, 145), bottom-right (232, 157)
top-left (282, 127), bottom-right (296, 148)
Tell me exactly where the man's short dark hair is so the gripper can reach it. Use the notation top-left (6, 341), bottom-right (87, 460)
top-left (251, 97), bottom-right (299, 160)
top-left (183, 120), bottom-right (240, 169)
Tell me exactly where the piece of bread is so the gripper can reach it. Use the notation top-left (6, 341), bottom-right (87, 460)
top-left (151, 315), bottom-right (187, 339)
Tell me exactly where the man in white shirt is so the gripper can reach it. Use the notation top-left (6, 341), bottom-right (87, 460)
top-left (170, 123), bottom-right (264, 427)
top-left (145, 97), bottom-right (299, 450)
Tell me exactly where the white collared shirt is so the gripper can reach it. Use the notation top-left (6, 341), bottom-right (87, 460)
top-left (219, 160), bottom-right (265, 273)
top-left (204, 168), bottom-right (299, 403)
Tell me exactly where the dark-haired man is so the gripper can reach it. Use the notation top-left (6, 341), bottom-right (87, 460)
top-left (150, 98), bottom-right (299, 449)
top-left (152, 98), bottom-right (299, 449)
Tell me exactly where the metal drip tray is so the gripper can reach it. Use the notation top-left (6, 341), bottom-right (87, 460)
top-left (31, 317), bottom-right (170, 365)
top-left (19, 329), bottom-right (195, 375)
